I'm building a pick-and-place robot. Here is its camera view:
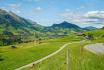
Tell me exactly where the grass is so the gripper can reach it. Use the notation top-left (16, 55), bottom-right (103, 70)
top-left (23, 44), bottom-right (67, 70)
top-left (85, 29), bottom-right (104, 38)
top-left (23, 38), bottom-right (104, 70)
top-left (0, 40), bottom-right (66, 70)
top-left (1, 29), bottom-right (104, 70)
top-left (69, 42), bottom-right (104, 70)
top-left (0, 34), bottom-right (83, 70)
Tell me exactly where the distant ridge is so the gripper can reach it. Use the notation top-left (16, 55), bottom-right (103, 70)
top-left (0, 9), bottom-right (98, 37)
top-left (84, 26), bottom-right (97, 30)
top-left (43, 21), bottom-right (83, 32)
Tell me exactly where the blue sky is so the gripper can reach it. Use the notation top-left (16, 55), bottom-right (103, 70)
top-left (0, 0), bottom-right (104, 28)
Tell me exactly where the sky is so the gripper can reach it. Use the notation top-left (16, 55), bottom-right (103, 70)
top-left (0, 0), bottom-right (104, 28)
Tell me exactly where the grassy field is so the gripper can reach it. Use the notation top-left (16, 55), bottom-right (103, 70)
top-left (0, 30), bottom-right (104, 70)
top-left (23, 38), bottom-right (104, 70)
top-left (0, 35), bottom-right (83, 70)
top-left (69, 42), bottom-right (104, 70)
top-left (23, 29), bottom-right (104, 70)
top-left (0, 41), bottom-right (66, 70)
top-left (23, 45), bottom-right (67, 70)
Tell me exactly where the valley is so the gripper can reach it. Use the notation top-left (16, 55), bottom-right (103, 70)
top-left (0, 8), bottom-right (104, 70)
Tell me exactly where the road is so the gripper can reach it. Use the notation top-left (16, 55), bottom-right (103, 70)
top-left (84, 43), bottom-right (104, 55)
top-left (15, 41), bottom-right (84, 70)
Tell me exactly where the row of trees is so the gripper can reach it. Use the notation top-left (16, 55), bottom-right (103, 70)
top-left (0, 30), bottom-right (70, 46)
top-left (0, 31), bottom-right (43, 46)
top-left (0, 35), bottom-right (22, 46)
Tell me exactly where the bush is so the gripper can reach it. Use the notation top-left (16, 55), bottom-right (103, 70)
top-left (11, 45), bottom-right (17, 48)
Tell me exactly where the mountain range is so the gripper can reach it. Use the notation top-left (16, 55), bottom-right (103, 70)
top-left (0, 9), bottom-right (43, 35)
top-left (0, 9), bottom-right (98, 45)
top-left (0, 9), bottom-right (97, 36)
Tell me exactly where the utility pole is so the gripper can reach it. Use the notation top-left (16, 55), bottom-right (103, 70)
top-left (66, 48), bottom-right (70, 70)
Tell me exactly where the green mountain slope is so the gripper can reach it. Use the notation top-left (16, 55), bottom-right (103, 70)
top-left (0, 9), bottom-right (43, 35)
top-left (0, 9), bottom-right (98, 45)
top-left (43, 21), bottom-right (83, 33)
top-left (0, 9), bottom-right (45, 45)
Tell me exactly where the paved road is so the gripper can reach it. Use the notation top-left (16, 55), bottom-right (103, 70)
top-left (84, 43), bottom-right (104, 55)
top-left (15, 41), bottom-right (84, 70)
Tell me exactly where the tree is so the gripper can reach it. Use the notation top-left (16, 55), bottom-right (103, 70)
top-left (3, 30), bottom-right (13, 36)
top-left (86, 33), bottom-right (94, 40)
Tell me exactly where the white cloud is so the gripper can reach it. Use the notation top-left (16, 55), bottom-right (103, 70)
top-left (60, 11), bottom-right (84, 23)
top-left (0, 4), bottom-right (21, 14)
top-left (85, 11), bottom-right (104, 19)
top-left (8, 4), bottom-right (21, 14)
top-left (60, 10), bottom-right (104, 28)
top-left (0, 7), bottom-right (8, 11)
top-left (84, 11), bottom-right (104, 25)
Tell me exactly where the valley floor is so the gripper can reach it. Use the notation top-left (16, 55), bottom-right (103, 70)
top-left (0, 34), bottom-right (104, 70)
top-left (0, 40), bottom-right (66, 70)
top-left (23, 39), bottom-right (104, 70)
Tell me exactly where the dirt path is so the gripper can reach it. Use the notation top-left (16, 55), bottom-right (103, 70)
top-left (15, 41), bottom-right (84, 70)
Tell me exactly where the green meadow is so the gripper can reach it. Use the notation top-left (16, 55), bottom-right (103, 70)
top-left (0, 30), bottom-right (104, 70)
top-left (0, 41), bottom-right (65, 70)
top-left (23, 30), bottom-right (104, 70)
top-left (23, 39), bottom-right (104, 70)
top-left (0, 34), bottom-right (83, 70)
top-left (1, 1), bottom-right (104, 70)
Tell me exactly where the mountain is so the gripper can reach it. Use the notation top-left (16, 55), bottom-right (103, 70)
top-left (84, 26), bottom-right (97, 30)
top-left (0, 9), bottom-right (46, 45)
top-left (0, 9), bottom-right (44, 35)
top-left (0, 9), bottom-right (98, 46)
top-left (43, 21), bottom-right (83, 33)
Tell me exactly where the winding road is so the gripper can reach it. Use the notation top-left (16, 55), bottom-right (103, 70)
top-left (15, 41), bottom-right (84, 70)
